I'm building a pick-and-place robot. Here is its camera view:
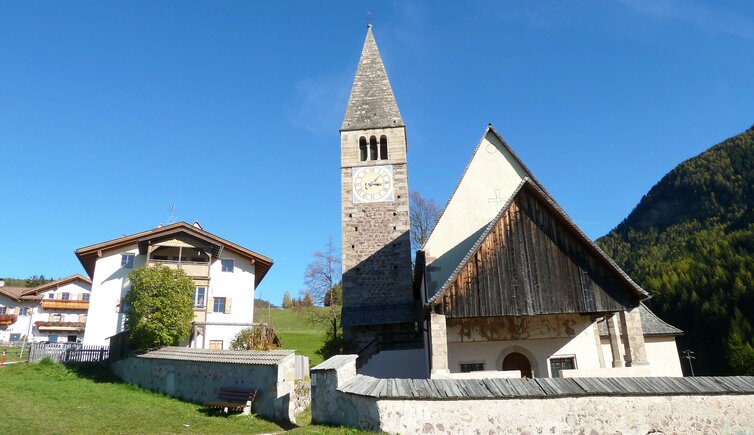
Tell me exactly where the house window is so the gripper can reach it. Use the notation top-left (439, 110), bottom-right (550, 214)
top-left (51, 314), bottom-right (62, 322)
top-left (121, 254), bottom-right (135, 268)
top-left (19, 307), bottom-right (31, 316)
top-left (213, 297), bottom-right (226, 313)
top-left (49, 335), bottom-right (59, 343)
top-left (82, 294), bottom-right (90, 301)
top-left (549, 356), bottom-right (576, 378)
top-left (48, 293), bottom-right (54, 299)
top-left (9, 333), bottom-right (21, 342)
top-left (209, 340), bottom-right (223, 350)
top-left (221, 259), bottom-right (234, 272)
top-left (459, 362), bottom-right (485, 373)
top-left (194, 287), bottom-right (206, 308)
top-left (0, 307), bottom-right (6, 314)
top-left (61, 292), bottom-right (70, 300)
top-left (67, 335), bottom-right (77, 343)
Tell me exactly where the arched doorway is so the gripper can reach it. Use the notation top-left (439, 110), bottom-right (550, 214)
top-left (503, 352), bottom-right (533, 378)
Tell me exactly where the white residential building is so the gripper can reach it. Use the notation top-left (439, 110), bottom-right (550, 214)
top-left (0, 275), bottom-right (92, 344)
top-left (75, 221), bottom-right (273, 350)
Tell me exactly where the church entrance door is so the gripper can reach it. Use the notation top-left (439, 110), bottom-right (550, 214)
top-left (502, 352), bottom-right (533, 378)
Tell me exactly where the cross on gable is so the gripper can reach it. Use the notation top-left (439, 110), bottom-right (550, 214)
top-left (488, 189), bottom-right (508, 209)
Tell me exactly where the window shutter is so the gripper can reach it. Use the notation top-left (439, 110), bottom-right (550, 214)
top-left (224, 298), bottom-right (232, 314)
top-left (14, 307), bottom-right (20, 315)
top-left (209, 297), bottom-right (215, 311)
top-left (47, 313), bottom-right (52, 321)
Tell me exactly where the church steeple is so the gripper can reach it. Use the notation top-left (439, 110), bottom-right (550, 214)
top-left (341, 25), bottom-right (404, 131)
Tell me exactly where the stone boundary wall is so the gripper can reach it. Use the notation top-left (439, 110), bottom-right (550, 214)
top-left (112, 349), bottom-right (307, 422)
top-left (311, 355), bottom-right (754, 433)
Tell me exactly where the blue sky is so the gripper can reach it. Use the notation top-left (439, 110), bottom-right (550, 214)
top-left (1, 1), bottom-right (752, 305)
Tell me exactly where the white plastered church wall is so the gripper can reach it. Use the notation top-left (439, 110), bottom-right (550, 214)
top-left (423, 131), bottom-right (528, 297)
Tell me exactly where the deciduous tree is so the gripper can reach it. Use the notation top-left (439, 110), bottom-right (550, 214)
top-left (125, 265), bottom-right (194, 351)
top-left (409, 190), bottom-right (440, 255)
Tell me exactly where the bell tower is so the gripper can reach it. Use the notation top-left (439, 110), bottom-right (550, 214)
top-left (340, 25), bottom-right (416, 347)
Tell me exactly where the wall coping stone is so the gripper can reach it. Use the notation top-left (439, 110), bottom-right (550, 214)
top-left (138, 346), bottom-right (294, 365)
top-left (338, 374), bottom-right (754, 400)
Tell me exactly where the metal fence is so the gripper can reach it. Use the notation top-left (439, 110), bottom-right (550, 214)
top-left (29, 342), bottom-right (109, 364)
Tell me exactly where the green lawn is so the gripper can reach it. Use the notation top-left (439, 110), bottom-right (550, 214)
top-left (0, 344), bottom-right (30, 363)
top-left (0, 361), bottom-right (368, 434)
top-left (259, 308), bottom-right (329, 366)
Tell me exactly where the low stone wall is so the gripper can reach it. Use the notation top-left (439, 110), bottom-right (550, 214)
top-left (311, 355), bottom-right (754, 433)
top-left (112, 347), bottom-right (306, 422)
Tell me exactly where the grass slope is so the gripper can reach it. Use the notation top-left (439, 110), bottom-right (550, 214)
top-left (0, 361), bottom-right (367, 434)
top-left (260, 308), bottom-right (328, 366)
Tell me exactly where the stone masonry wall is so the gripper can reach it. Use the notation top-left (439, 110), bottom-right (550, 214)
top-left (112, 353), bottom-right (300, 422)
top-left (311, 355), bottom-right (754, 434)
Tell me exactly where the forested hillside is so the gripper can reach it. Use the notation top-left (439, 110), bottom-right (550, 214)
top-left (598, 125), bottom-right (754, 375)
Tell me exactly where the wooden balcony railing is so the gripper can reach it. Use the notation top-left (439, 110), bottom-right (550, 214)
top-left (41, 300), bottom-right (90, 311)
top-left (34, 321), bottom-right (86, 332)
top-left (148, 259), bottom-right (210, 277)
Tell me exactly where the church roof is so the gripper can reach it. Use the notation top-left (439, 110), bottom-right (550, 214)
top-left (597, 304), bottom-right (683, 337)
top-left (426, 178), bottom-right (650, 307)
top-left (341, 25), bottom-right (404, 131)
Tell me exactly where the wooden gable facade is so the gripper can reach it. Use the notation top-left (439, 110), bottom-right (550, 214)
top-left (430, 180), bottom-right (645, 318)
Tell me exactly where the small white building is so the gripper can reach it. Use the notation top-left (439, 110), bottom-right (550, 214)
top-left (75, 221), bottom-right (273, 350)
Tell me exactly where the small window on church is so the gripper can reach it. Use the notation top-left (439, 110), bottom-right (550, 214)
top-left (379, 135), bottom-right (388, 160)
top-left (549, 356), bottom-right (576, 378)
top-left (369, 136), bottom-right (378, 160)
top-left (359, 137), bottom-right (367, 161)
top-left (460, 362), bottom-right (485, 373)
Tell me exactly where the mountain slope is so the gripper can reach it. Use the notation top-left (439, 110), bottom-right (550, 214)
top-left (598, 125), bottom-right (754, 375)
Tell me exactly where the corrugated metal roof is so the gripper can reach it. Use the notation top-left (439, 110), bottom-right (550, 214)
top-left (138, 347), bottom-right (293, 365)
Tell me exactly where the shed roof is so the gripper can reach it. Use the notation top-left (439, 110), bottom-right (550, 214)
top-left (597, 304), bottom-right (683, 337)
top-left (138, 347), bottom-right (294, 365)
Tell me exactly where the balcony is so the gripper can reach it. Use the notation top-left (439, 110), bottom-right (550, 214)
top-left (41, 300), bottom-right (90, 311)
top-left (34, 321), bottom-right (86, 332)
top-left (148, 259), bottom-right (210, 278)
top-left (0, 314), bottom-right (18, 327)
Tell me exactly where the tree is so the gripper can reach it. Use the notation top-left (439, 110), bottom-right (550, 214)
top-left (297, 237), bottom-right (343, 357)
top-left (409, 190), bottom-right (440, 255)
top-left (282, 291), bottom-right (293, 309)
top-left (125, 264), bottom-right (195, 351)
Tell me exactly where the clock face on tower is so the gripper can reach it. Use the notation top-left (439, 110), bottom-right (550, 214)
top-left (352, 165), bottom-right (394, 203)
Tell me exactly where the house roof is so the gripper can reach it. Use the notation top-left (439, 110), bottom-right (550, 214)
top-left (0, 286), bottom-right (33, 302)
top-left (74, 222), bottom-right (274, 286)
top-left (138, 347), bottom-right (294, 365)
top-left (341, 25), bottom-right (404, 131)
top-left (597, 304), bottom-right (683, 337)
top-left (426, 178), bottom-right (650, 306)
top-left (22, 274), bottom-right (92, 297)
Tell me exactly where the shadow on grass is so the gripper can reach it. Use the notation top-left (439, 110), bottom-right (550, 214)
top-left (66, 362), bottom-right (123, 384)
top-left (196, 405), bottom-right (300, 430)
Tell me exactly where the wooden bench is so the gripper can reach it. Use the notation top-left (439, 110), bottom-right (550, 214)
top-left (204, 388), bottom-right (257, 415)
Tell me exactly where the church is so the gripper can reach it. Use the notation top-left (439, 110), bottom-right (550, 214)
top-left (339, 26), bottom-right (683, 379)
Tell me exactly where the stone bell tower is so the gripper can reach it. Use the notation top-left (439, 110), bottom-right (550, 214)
top-left (340, 25), bottom-right (417, 347)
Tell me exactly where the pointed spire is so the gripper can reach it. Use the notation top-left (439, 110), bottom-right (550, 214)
top-left (342, 25), bottom-right (404, 131)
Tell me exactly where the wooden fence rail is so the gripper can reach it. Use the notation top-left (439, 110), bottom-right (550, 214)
top-left (29, 342), bottom-right (109, 364)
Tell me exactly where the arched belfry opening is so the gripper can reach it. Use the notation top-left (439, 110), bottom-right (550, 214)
top-left (369, 136), bottom-right (378, 160)
top-left (359, 137), bottom-right (368, 161)
top-left (379, 135), bottom-right (388, 160)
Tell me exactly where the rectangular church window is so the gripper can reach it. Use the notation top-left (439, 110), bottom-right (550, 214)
top-left (459, 362), bottom-right (485, 373)
top-left (549, 356), bottom-right (576, 378)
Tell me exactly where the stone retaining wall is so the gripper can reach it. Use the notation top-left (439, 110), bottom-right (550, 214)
top-left (112, 348), bottom-right (306, 422)
top-left (311, 355), bottom-right (754, 433)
